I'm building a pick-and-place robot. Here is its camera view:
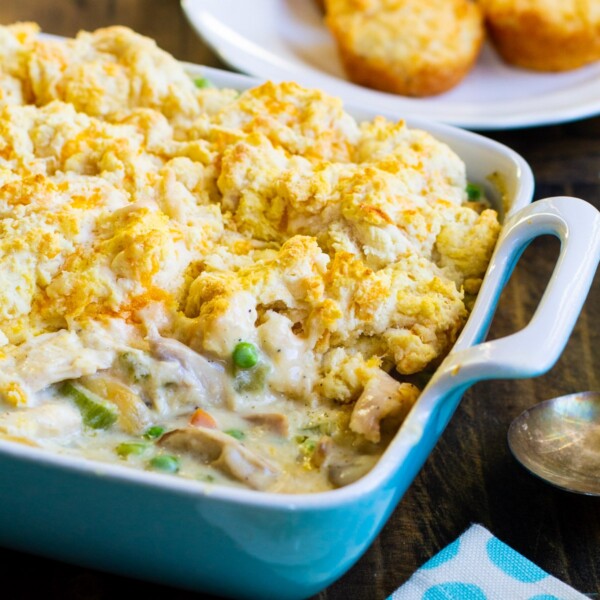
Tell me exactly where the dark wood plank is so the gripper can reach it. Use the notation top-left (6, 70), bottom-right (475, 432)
top-left (0, 3), bottom-right (598, 598)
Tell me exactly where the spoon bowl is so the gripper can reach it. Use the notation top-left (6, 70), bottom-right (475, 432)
top-left (508, 391), bottom-right (600, 496)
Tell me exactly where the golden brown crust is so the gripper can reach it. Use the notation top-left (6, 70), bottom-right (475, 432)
top-left (0, 22), bottom-right (501, 407)
top-left (324, 0), bottom-right (484, 97)
top-left (480, 0), bottom-right (600, 71)
top-left (335, 40), bottom-right (478, 97)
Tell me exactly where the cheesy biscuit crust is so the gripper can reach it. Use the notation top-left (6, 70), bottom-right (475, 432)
top-left (0, 24), bottom-right (502, 491)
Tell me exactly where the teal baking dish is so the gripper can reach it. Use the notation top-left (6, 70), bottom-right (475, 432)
top-left (0, 66), bottom-right (598, 600)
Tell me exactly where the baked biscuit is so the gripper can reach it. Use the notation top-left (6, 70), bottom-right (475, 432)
top-left (324, 0), bottom-right (484, 97)
top-left (480, 0), bottom-right (600, 71)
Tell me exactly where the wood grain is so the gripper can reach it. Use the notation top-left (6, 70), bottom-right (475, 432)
top-left (0, 2), bottom-right (598, 598)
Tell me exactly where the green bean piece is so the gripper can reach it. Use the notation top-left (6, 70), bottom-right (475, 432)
top-left (115, 442), bottom-right (148, 458)
top-left (233, 362), bottom-right (270, 393)
top-left (61, 381), bottom-right (118, 430)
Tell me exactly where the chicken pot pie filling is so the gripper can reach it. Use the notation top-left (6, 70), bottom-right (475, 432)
top-left (0, 23), bottom-right (501, 493)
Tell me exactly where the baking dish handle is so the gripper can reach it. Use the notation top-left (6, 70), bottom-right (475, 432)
top-left (429, 196), bottom-right (600, 395)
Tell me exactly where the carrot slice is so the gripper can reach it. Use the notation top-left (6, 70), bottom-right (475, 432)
top-left (189, 408), bottom-right (218, 429)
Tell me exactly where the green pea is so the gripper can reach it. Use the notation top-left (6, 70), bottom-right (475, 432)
top-left (143, 425), bottom-right (165, 440)
top-left (149, 455), bottom-right (180, 473)
top-left (115, 442), bottom-right (148, 458)
top-left (232, 342), bottom-right (259, 369)
top-left (466, 182), bottom-right (483, 201)
top-left (193, 77), bottom-right (213, 89)
top-left (225, 428), bottom-right (245, 441)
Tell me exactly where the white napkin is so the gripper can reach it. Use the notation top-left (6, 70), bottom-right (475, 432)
top-left (389, 524), bottom-right (588, 600)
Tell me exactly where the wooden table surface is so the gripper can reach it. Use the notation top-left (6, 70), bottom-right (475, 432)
top-left (0, 1), bottom-right (598, 599)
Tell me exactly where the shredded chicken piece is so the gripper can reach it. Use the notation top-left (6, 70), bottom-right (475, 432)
top-left (349, 370), bottom-right (419, 443)
top-left (0, 330), bottom-right (115, 406)
top-left (312, 435), bottom-right (334, 468)
top-left (328, 455), bottom-right (378, 488)
top-left (158, 426), bottom-right (280, 491)
top-left (148, 335), bottom-right (231, 408)
top-left (244, 413), bottom-right (289, 437)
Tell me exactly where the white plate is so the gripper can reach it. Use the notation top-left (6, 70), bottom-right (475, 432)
top-left (182, 0), bottom-right (600, 130)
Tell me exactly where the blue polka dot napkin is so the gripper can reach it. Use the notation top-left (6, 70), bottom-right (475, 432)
top-left (389, 524), bottom-right (587, 600)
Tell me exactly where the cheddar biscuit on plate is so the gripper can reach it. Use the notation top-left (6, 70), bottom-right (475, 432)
top-left (480, 0), bottom-right (600, 71)
top-left (324, 0), bottom-right (484, 97)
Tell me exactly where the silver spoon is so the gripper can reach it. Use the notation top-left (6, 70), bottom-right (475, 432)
top-left (508, 391), bottom-right (600, 496)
